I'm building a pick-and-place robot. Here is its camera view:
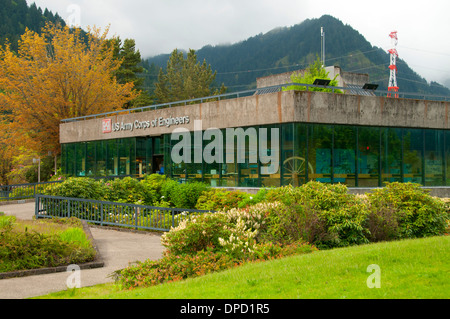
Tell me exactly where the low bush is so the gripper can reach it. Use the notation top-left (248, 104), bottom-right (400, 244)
top-left (0, 218), bottom-right (96, 273)
top-left (113, 250), bottom-right (238, 289)
top-left (139, 174), bottom-right (168, 205)
top-left (168, 182), bottom-right (210, 209)
top-left (318, 198), bottom-right (370, 248)
top-left (195, 188), bottom-right (250, 211)
top-left (46, 177), bottom-right (107, 200)
top-left (263, 182), bottom-right (369, 249)
top-left (114, 241), bottom-right (317, 290)
top-left (46, 175), bottom-right (211, 209)
top-left (367, 182), bottom-right (449, 241)
top-left (161, 212), bottom-right (233, 256)
top-left (104, 177), bottom-right (148, 204)
top-left (265, 181), bottom-right (350, 210)
top-left (0, 215), bottom-right (16, 230)
top-left (113, 180), bottom-right (450, 291)
top-left (160, 178), bottom-right (179, 206)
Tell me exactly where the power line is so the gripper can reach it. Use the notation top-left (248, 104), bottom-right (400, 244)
top-left (215, 48), bottom-right (382, 76)
top-left (399, 45), bottom-right (450, 57)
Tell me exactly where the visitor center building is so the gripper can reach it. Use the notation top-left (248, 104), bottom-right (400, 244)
top-left (59, 67), bottom-right (450, 191)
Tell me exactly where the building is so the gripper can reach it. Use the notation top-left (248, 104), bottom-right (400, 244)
top-left (59, 71), bottom-right (450, 193)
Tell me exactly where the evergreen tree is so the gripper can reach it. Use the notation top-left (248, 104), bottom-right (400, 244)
top-left (106, 37), bottom-right (153, 108)
top-left (155, 49), bottom-right (226, 103)
top-left (0, 0), bottom-right (66, 52)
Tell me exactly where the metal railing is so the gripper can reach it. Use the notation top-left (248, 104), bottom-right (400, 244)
top-left (0, 176), bottom-right (146, 202)
top-left (35, 195), bottom-right (214, 232)
top-left (0, 181), bottom-right (63, 201)
top-left (61, 82), bottom-right (450, 123)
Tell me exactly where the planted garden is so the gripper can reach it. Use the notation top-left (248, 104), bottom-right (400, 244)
top-left (0, 214), bottom-right (96, 273)
top-left (43, 175), bottom-right (450, 290)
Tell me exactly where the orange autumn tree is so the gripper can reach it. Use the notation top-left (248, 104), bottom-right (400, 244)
top-left (0, 23), bottom-right (136, 156)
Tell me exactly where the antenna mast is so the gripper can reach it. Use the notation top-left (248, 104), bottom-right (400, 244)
top-left (321, 27), bottom-right (325, 67)
top-left (387, 31), bottom-right (399, 98)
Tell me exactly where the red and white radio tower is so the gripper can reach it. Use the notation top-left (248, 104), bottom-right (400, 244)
top-left (387, 31), bottom-right (399, 98)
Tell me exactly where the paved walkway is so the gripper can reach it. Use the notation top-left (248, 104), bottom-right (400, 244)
top-left (0, 201), bottom-right (165, 299)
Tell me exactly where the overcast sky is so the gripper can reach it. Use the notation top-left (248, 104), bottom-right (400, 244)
top-left (26, 0), bottom-right (450, 85)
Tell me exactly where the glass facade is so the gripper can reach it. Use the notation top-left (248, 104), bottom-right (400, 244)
top-left (61, 123), bottom-right (450, 187)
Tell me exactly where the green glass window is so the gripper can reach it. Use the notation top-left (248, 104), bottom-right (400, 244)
top-left (381, 128), bottom-right (402, 183)
top-left (86, 142), bottom-right (96, 177)
top-left (424, 130), bottom-right (444, 186)
top-left (136, 137), bottom-right (147, 177)
top-left (358, 126), bottom-right (380, 187)
top-left (333, 125), bottom-right (356, 187)
top-left (221, 128), bottom-right (238, 187)
top-left (187, 132), bottom-right (203, 182)
top-left (75, 143), bottom-right (86, 177)
top-left (202, 129), bottom-right (222, 187)
top-left (258, 124), bottom-right (280, 187)
top-left (237, 127), bottom-right (259, 187)
top-left (281, 123), bottom-right (307, 187)
top-left (106, 139), bottom-right (118, 176)
top-left (308, 124), bottom-right (333, 183)
top-left (403, 128), bottom-right (423, 184)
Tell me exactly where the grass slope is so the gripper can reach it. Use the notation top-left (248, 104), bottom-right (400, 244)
top-left (39, 236), bottom-right (449, 299)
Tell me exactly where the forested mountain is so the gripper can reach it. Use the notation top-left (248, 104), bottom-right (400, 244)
top-left (0, 0), bottom-right (66, 52)
top-left (145, 15), bottom-right (450, 97)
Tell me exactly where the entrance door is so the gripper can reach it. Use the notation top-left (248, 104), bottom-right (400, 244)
top-left (153, 155), bottom-right (164, 175)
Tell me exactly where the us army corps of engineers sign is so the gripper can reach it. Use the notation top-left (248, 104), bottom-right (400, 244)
top-left (102, 116), bottom-right (191, 133)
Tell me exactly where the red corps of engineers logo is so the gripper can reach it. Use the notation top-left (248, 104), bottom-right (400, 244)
top-left (102, 118), bottom-right (112, 133)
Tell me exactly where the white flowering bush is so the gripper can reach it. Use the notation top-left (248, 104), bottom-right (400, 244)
top-left (161, 201), bottom-right (286, 258)
top-left (160, 212), bottom-right (234, 255)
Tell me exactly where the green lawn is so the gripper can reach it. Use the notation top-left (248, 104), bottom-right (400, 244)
top-left (37, 235), bottom-right (449, 299)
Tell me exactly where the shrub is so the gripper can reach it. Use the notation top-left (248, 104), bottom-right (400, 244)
top-left (195, 188), bottom-right (250, 211)
top-left (265, 181), bottom-right (350, 211)
top-left (263, 181), bottom-right (367, 248)
top-left (168, 181), bottom-right (210, 209)
top-left (261, 202), bottom-right (324, 245)
top-left (238, 188), bottom-right (268, 208)
top-left (0, 226), bottom-right (96, 273)
top-left (0, 215), bottom-right (16, 230)
top-left (160, 178), bottom-right (180, 205)
top-left (114, 241), bottom-right (317, 290)
top-left (104, 177), bottom-right (148, 204)
top-left (367, 182), bottom-right (449, 240)
top-left (139, 174), bottom-right (169, 205)
top-left (46, 177), bottom-right (107, 200)
top-left (160, 212), bottom-right (233, 255)
top-left (113, 250), bottom-right (238, 289)
top-left (317, 198), bottom-right (370, 248)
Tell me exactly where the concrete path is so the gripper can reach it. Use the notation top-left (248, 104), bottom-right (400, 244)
top-left (0, 201), bottom-right (165, 299)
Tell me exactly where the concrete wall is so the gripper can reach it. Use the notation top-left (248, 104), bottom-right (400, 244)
top-left (60, 90), bottom-right (450, 144)
top-left (291, 91), bottom-right (449, 129)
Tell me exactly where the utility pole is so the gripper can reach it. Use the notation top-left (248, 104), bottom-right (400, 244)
top-left (321, 27), bottom-right (326, 67)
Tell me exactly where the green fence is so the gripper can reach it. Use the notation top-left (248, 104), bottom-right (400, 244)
top-left (35, 195), bottom-right (214, 232)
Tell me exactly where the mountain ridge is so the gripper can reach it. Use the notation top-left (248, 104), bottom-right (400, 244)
top-left (144, 15), bottom-right (450, 97)
top-left (0, 0), bottom-right (66, 52)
